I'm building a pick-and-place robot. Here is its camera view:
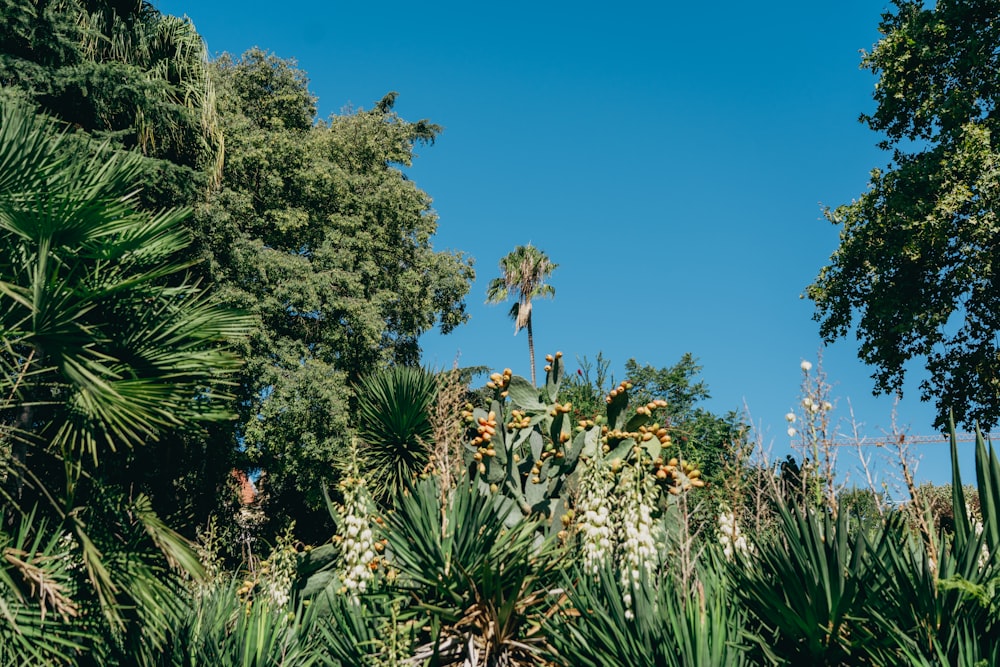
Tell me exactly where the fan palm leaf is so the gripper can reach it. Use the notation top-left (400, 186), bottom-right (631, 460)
top-left (0, 97), bottom-right (247, 493)
top-left (0, 97), bottom-right (248, 658)
top-left (0, 509), bottom-right (89, 666)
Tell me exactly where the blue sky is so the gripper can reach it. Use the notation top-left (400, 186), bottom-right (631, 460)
top-left (153, 0), bottom-right (975, 486)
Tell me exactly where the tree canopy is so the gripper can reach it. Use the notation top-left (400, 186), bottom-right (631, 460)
top-left (808, 0), bottom-right (1000, 430)
top-left (197, 50), bottom-right (474, 533)
top-left (0, 0), bottom-right (222, 208)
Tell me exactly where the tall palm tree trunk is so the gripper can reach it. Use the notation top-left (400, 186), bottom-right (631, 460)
top-left (527, 315), bottom-right (536, 387)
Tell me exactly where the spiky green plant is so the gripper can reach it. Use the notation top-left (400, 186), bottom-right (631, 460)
top-left (156, 577), bottom-right (328, 667)
top-left (311, 592), bottom-right (415, 667)
top-left (381, 475), bottom-right (562, 667)
top-left (862, 422), bottom-right (1000, 665)
top-left (545, 556), bottom-right (749, 667)
top-left (730, 498), bottom-right (891, 666)
top-left (355, 366), bottom-right (436, 504)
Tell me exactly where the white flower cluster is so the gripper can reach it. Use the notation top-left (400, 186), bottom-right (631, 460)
top-left (254, 526), bottom-right (299, 608)
top-left (338, 477), bottom-right (377, 600)
top-left (263, 544), bottom-right (297, 607)
top-left (800, 397), bottom-right (833, 413)
top-left (57, 531), bottom-right (83, 572)
top-left (717, 510), bottom-right (750, 561)
top-left (967, 502), bottom-right (990, 570)
top-left (575, 458), bottom-right (616, 576)
top-left (617, 465), bottom-right (658, 620)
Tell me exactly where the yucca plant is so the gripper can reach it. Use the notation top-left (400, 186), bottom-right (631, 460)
top-left (863, 422), bottom-right (1000, 665)
top-left (730, 498), bottom-right (891, 665)
top-left (355, 366), bottom-right (437, 504)
top-left (311, 592), bottom-right (415, 667)
top-left (156, 577), bottom-right (328, 667)
top-left (381, 475), bottom-right (562, 666)
top-left (545, 554), bottom-right (749, 667)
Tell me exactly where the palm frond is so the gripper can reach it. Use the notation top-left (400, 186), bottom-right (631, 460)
top-left (0, 509), bottom-right (92, 666)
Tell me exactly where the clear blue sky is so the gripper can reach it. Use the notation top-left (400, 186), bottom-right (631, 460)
top-left (153, 0), bottom-right (976, 487)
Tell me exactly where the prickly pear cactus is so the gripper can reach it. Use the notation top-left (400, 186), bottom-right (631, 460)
top-left (460, 351), bottom-right (704, 533)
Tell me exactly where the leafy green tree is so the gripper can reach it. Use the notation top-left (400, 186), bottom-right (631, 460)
top-left (198, 50), bottom-right (474, 538)
top-left (0, 0), bottom-right (222, 209)
top-left (559, 352), bottom-right (615, 420)
top-left (486, 244), bottom-right (557, 387)
top-left (808, 0), bottom-right (1000, 430)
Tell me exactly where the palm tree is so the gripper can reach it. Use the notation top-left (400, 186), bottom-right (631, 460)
top-left (0, 98), bottom-right (248, 662)
top-left (486, 245), bottom-right (557, 387)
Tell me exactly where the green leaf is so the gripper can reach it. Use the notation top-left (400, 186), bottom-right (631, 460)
top-left (508, 375), bottom-right (544, 411)
top-left (545, 353), bottom-right (563, 402)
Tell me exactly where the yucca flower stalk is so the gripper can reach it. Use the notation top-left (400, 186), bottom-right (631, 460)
top-left (574, 454), bottom-right (617, 576)
top-left (717, 509), bottom-right (750, 561)
top-left (336, 475), bottom-right (379, 600)
top-left (617, 462), bottom-right (659, 618)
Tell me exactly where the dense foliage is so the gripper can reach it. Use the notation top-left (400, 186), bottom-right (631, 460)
top-left (0, 97), bottom-right (247, 665)
top-left (198, 50), bottom-right (474, 536)
top-left (7, 1), bottom-right (1000, 665)
top-left (809, 0), bottom-right (1000, 430)
top-left (0, 0), bottom-right (222, 208)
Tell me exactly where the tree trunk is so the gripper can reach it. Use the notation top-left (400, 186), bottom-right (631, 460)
top-left (527, 315), bottom-right (536, 387)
